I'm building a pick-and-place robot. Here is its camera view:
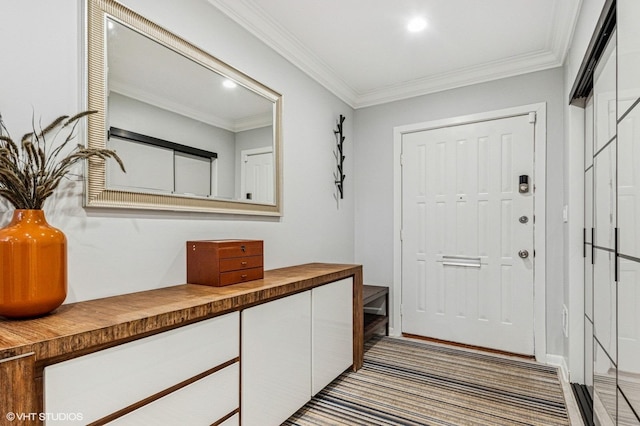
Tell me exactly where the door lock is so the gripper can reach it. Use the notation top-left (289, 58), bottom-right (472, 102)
top-left (518, 250), bottom-right (529, 259)
top-left (519, 175), bottom-right (529, 193)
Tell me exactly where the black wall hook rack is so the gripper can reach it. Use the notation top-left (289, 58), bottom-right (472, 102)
top-left (334, 114), bottom-right (346, 199)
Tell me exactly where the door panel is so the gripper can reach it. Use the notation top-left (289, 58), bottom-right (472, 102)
top-left (241, 150), bottom-right (274, 203)
top-left (594, 341), bottom-right (617, 426)
top-left (594, 35), bottom-right (616, 154)
top-left (593, 248), bottom-right (617, 360)
top-left (618, 0), bottom-right (640, 120)
top-left (594, 142), bottom-right (617, 251)
top-left (241, 291), bottom-right (311, 426)
top-left (619, 258), bottom-right (640, 416)
top-left (593, 137), bottom-right (617, 362)
top-left (401, 114), bottom-right (534, 355)
top-left (586, 97), bottom-right (594, 169)
top-left (618, 105), bottom-right (640, 259)
top-left (585, 167), bottom-right (594, 321)
top-left (585, 319), bottom-right (594, 397)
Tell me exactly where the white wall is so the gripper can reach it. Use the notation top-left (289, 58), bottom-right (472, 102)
top-left (0, 0), bottom-right (354, 303)
top-left (353, 68), bottom-right (566, 356)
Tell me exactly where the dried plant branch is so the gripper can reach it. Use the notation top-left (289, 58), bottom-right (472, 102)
top-left (0, 111), bottom-right (126, 210)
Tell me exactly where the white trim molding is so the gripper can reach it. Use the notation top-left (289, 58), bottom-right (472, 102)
top-left (207, 0), bottom-right (580, 109)
top-left (392, 103), bottom-right (547, 362)
top-left (547, 353), bottom-right (570, 383)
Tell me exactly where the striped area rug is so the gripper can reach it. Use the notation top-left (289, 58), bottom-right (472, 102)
top-left (284, 336), bottom-right (570, 425)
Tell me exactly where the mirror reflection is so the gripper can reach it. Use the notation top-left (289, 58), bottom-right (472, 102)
top-left (106, 19), bottom-right (275, 204)
top-left (86, 0), bottom-right (282, 215)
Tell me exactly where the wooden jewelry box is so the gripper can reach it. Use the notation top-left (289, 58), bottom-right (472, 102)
top-left (186, 239), bottom-right (264, 286)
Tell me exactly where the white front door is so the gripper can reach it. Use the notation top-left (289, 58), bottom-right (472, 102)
top-left (401, 114), bottom-right (535, 355)
top-left (241, 148), bottom-right (274, 203)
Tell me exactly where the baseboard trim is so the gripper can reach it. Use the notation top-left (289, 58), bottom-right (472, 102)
top-left (546, 354), bottom-right (569, 382)
top-left (401, 333), bottom-right (535, 360)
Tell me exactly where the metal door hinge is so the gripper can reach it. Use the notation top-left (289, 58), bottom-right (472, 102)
top-left (528, 112), bottom-right (537, 124)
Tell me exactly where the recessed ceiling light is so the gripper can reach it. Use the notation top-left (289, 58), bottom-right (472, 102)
top-left (222, 79), bottom-right (237, 89)
top-left (407, 17), bottom-right (427, 33)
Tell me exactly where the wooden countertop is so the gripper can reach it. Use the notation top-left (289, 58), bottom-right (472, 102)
top-left (0, 262), bottom-right (362, 366)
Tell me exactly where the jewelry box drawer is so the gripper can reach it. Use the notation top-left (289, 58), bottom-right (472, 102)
top-left (219, 256), bottom-right (263, 273)
top-left (219, 267), bottom-right (264, 286)
top-left (218, 241), bottom-right (263, 259)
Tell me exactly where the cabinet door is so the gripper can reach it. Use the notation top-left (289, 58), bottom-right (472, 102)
top-left (108, 362), bottom-right (238, 425)
top-left (311, 277), bottom-right (353, 395)
top-left (45, 312), bottom-right (239, 425)
top-left (241, 291), bottom-right (311, 426)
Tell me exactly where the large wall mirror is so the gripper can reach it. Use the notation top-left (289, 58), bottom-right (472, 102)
top-left (86, 0), bottom-right (282, 215)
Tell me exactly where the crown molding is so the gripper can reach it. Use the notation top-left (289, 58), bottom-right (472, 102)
top-left (354, 50), bottom-right (563, 108)
top-left (549, 0), bottom-right (583, 60)
top-left (209, 0), bottom-right (582, 109)
top-left (109, 80), bottom-right (234, 131)
top-left (208, 0), bottom-right (358, 107)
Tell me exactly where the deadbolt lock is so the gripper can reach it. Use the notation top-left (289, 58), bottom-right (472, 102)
top-left (519, 175), bottom-right (530, 193)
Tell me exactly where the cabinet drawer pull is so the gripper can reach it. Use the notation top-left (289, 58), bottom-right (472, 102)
top-left (241, 274), bottom-right (248, 280)
top-left (241, 261), bottom-right (248, 266)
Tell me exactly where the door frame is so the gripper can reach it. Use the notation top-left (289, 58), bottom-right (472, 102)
top-left (392, 103), bottom-right (547, 362)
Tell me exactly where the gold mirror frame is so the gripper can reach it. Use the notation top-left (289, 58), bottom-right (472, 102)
top-left (85, 0), bottom-right (282, 215)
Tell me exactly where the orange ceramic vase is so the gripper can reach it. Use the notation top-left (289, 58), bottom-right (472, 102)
top-left (0, 209), bottom-right (67, 318)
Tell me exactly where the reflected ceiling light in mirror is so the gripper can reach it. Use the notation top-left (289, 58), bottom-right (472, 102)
top-left (223, 79), bottom-right (237, 89)
top-left (407, 16), bottom-right (427, 33)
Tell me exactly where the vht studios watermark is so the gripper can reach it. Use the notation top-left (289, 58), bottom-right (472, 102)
top-left (5, 412), bottom-right (84, 422)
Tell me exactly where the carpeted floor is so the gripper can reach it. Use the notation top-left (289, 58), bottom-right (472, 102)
top-left (284, 336), bottom-right (570, 425)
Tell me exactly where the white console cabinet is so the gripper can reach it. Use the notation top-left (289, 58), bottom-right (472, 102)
top-left (6, 264), bottom-right (362, 426)
top-left (242, 277), bottom-right (354, 426)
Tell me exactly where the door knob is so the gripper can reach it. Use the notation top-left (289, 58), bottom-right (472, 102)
top-left (518, 250), bottom-right (529, 259)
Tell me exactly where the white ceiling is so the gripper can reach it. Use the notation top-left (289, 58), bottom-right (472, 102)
top-left (208, 0), bottom-right (582, 108)
top-left (108, 19), bottom-right (273, 132)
